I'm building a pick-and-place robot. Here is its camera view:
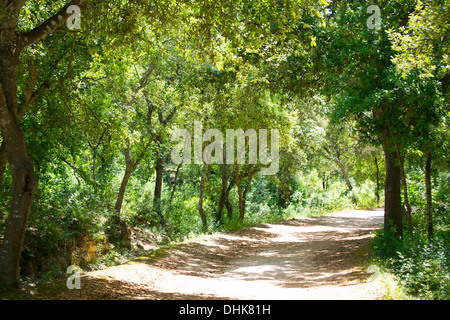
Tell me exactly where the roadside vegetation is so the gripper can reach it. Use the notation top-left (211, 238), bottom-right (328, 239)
top-left (1, 0), bottom-right (448, 300)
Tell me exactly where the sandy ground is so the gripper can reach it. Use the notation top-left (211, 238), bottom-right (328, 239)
top-left (43, 209), bottom-right (385, 300)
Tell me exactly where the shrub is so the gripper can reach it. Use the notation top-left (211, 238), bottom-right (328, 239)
top-left (371, 227), bottom-right (404, 260)
top-left (371, 228), bottom-right (450, 300)
top-left (354, 180), bottom-right (380, 209)
top-left (396, 240), bottom-right (450, 299)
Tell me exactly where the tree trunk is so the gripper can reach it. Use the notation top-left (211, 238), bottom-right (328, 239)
top-left (0, 46), bottom-right (38, 287)
top-left (334, 157), bottom-right (357, 205)
top-left (151, 104), bottom-right (176, 225)
top-left (375, 108), bottom-right (403, 239)
top-left (219, 167), bottom-right (236, 219)
top-left (399, 166), bottom-right (413, 236)
top-left (0, 141), bottom-right (7, 191)
top-left (0, 0), bottom-right (87, 288)
top-left (225, 175), bottom-right (235, 219)
top-left (278, 163), bottom-right (292, 208)
top-left (321, 172), bottom-right (328, 191)
top-left (394, 147), bottom-right (412, 236)
top-left (153, 138), bottom-right (165, 224)
top-left (169, 163), bottom-right (182, 203)
top-left (114, 143), bottom-right (134, 216)
top-left (425, 149), bottom-right (433, 240)
top-left (383, 148), bottom-right (403, 239)
top-left (385, 121), bottom-right (411, 236)
top-left (0, 88), bottom-right (38, 287)
top-left (115, 138), bottom-right (148, 216)
top-left (235, 165), bottom-right (244, 222)
top-left (198, 163), bottom-right (208, 229)
top-left (236, 165), bottom-right (256, 223)
top-left (115, 166), bottom-right (132, 215)
top-left (374, 153), bottom-right (380, 203)
top-left (241, 165), bottom-right (256, 222)
top-left (217, 164), bottom-right (230, 221)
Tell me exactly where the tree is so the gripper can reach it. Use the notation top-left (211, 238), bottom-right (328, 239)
top-left (198, 162), bottom-right (209, 228)
top-left (0, 0), bottom-right (323, 287)
top-left (0, 0), bottom-right (171, 287)
top-left (312, 0), bottom-right (424, 238)
top-left (320, 122), bottom-right (359, 205)
top-left (388, 0), bottom-right (449, 240)
top-left (0, 0), bottom-right (87, 287)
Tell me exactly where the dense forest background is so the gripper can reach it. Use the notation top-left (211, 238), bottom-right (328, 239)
top-left (0, 0), bottom-right (449, 299)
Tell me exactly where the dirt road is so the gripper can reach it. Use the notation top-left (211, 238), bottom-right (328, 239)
top-left (49, 209), bottom-right (385, 300)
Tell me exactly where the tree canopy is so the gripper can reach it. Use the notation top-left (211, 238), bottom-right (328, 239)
top-left (0, 0), bottom-right (449, 298)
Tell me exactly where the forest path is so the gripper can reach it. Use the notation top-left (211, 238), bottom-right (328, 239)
top-left (50, 209), bottom-right (385, 300)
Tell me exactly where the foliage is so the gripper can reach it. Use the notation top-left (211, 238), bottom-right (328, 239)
top-left (372, 229), bottom-right (450, 300)
top-left (0, 0), bottom-right (448, 299)
top-left (396, 239), bottom-right (450, 299)
top-left (371, 169), bottom-right (450, 299)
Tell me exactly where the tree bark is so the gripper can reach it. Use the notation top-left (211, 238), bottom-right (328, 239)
top-left (0, 0), bottom-right (87, 287)
top-left (393, 143), bottom-right (412, 236)
top-left (321, 172), bottom-right (328, 191)
top-left (0, 141), bottom-right (7, 191)
top-left (0, 85), bottom-right (37, 287)
top-left (198, 163), bottom-right (208, 229)
top-left (241, 165), bottom-right (256, 222)
top-left (236, 164), bottom-right (257, 223)
top-left (153, 135), bottom-right (164, 223)
top-left (399, 162), bottom-right (413, 236)
top-left (224, 174), bottom-right (235, 219)
top-left (151, 103), bottom-right (176, 225)
top-left (235, 165), bottom-right (244, 222)
top-left (383, 148), bottom-right (403, 238)
top-left (278, 163), bottom-right (292, 208)
top-left (425, 148), bottom-right (433, 240)
top-left (169, 163), bottom-right (182, 203)
top-left (115, 165), bottom-right (132, 215)
top-left (385, 120), bottom-right (412, 235)
top-left (217, 164), bottom-right (230, 221)
top-left (114, 139), bottom-right (148, 216)
top-left (373, 153), bottom-right (380, 203)
top-left (374, 107), bottom-right (403, 239)
top-left (114, 141), bottom-right (134, 216)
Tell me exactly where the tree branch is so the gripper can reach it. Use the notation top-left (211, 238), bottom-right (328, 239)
top-left (164, 105), bottom-right (177, 125)
top-left (17, 0), bottom-right (87, 50)
top-left (134, 62), bottom-right (157, 95)
top-left (441, 70), bottom-right (450, 91)
top-left (18, 58), bottom-right (37, 119)
top-left (18, 48), bottom-right (69, 120)
top-left (60, 32), bottom-right (77, 85)
top-left (0, 1), bottom-right (27, 45)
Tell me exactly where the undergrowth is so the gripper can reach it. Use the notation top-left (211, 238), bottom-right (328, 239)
top-left (368, 172), bottom-right (450, 300)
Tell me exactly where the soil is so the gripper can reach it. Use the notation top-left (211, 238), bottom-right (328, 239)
top-left (32, 209), bottom-right (385, 300)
